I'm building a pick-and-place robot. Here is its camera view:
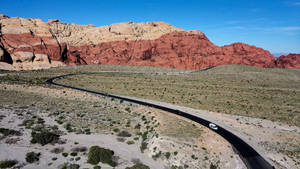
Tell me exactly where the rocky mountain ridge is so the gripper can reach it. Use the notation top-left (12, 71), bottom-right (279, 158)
top-left (0, 14), bottom-right (299, 70)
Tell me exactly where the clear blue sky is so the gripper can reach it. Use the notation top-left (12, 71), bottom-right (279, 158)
top-left (1, 0), bottom-right (300, 53)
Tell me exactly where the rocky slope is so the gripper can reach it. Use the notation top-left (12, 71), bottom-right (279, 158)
top-left (276, 54), bottom-right (300, 68)
top-left (0, 14), bottom-right (298, 70)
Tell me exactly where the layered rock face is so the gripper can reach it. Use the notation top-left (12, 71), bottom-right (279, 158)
top-left (276, 54), bottom-right (300, 68)
top-left (0, 14), bottom-right (298, 70)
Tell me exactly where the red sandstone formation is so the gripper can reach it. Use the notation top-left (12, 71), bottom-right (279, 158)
top-left (276, 54), bottom-right (300, 69)
top-left (0, 14), bottom-right (298, 70)
top-left (68, 31), bottom-right (276, 69)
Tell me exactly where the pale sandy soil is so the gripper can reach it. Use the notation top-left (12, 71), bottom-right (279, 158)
top-left (0, 108), bottom-right (166, 169)
top-left (0, 84), bottom-right (248, 169)
top-left (2, 83), bottom-right (298, 169)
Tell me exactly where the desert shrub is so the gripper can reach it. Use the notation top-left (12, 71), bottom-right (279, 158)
top-left (25, 152), bottom-right (40, 163)
top-left (93, 166), bottom-right (101, 169)
top-left (191, 155), bottom-right (198, 160)
top-left (75, 157), bottom-right (81, 161)
top-left (71, 146), bottom-right (87, 152)
top-left (125, 163), bottom-right (150, 169)
top-left (113, 128), bottom-right (119, 133)
top-left (22, 119), bottom-right (34, 129)
top-left (70, 152), bottom-right (77, 156)
top-left (140, 142), bottom-right (148, 153)
top-left (87, 146), bottom-right (117, 167)
top-left (127, 140), bottom-right (135, 145)
top-left (68, 164), bottom-right (80, 169)
top-left (117, 137), bottom-right (125, 142)
top-left (37, 118), bottom-right (45, 124)
top-left (51, 147), bottom-right (64, 154)
top-left (30, 130), bottom-right (59, 146)
top-left (0, 160), bottom-right (18, 168)
top-left (125, 107), bottom-right (131, 112)
top-left (134, 124), bottom-right (141, 129)
top-left (60, 163), bottom-right (80, 169)
top-left (62, 152), bottom-right (68, 157)
top-left (5, 138), bottom-right (20, 144)
top-left (152, 151), bottom-right (162, 160)
top-left (65, 123), bottom-right (74, 132)
top-left (84, 128), bottom-right (91, 135)
top-left (0, 128), bottom-right (21, 136)
top-left (52, 157), bottom-right (57, 161)
top-left (141, 131), bottom-right (148, 141)
top-left (117, 131), bottom-right (131, 137)
top-left (165, 152), bottom-right (171, 159)
top-left (210, 163), bottom-right (218, 169)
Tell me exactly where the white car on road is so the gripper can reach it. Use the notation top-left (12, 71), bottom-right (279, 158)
top-left (209, 123), bottom-right (218, 130)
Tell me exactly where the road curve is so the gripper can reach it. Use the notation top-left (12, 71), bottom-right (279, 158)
top-left (46, 71), bottom-right (275, 169)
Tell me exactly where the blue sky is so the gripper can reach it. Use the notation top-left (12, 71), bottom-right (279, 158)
top-left (1, 0), bottom-right (300, 53)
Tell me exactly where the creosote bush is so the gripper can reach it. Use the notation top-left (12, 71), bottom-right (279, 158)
top-left (30, 130), bottom-right (59, 146)
top-left (93, 166), bottom-right (101, 169)
top-left (0, 160), bottom-right (18, 168)
top-left (25, 152), bottom-right (41, 163)
top-left (0, 128), bottom-right (21, 136)
top-left (117, 131), bottom-right (131, 137)
top-left (87, 146), bottom-right (117, 167)
top-left (125, 163), bottom-right (150, 169)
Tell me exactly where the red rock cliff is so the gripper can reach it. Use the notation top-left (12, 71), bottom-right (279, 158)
top-left (276, 54), bottom-right (300, 68)
top-left (0, 15), bottom-right (298, 70)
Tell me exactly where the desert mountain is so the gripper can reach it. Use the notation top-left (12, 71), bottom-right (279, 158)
top-left (0, 14), bottom-right (298, 70)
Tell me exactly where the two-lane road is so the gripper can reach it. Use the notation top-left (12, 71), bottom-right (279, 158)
top-left (46, 71), bottom-right (275, 169)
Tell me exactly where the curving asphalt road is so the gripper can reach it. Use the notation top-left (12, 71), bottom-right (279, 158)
top-left (46, 71), bottom-right (275, 169)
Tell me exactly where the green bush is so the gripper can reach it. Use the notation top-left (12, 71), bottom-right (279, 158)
top-left (87, 146), bottom-right (117, 167)
top-left (117, 131), bottom-right (131, 137)
top-left (25, 152), bottom-right (40, 163)
top-left (68, 164), bottom-right (80, 169)
top-left (0, 160), bottom-right (18, 168)
top-left (30, 130), bottom-right (59, 146)
top-left (113, 128), bottom-right (119, 133)
top-left (210, 163), bottom-right (218, 169)
top-left (140, 142), bottom-right (148, 153)
top-left (70, 152), bottom-right (77, 156)
top-left (93, 166), bottom-right (101, 169)
top-left (127, 140), bottom-right (135, 145)
top-left (0, 128), bottom-right (21, 136)
top-left (62, 152), bottom-right (68, 157)
top-left (125, 163), bottom-right (150, 169)
top-left (165, 152), bottom-right (171, 159)
top-left (60, 163), bottom-right (80, 169)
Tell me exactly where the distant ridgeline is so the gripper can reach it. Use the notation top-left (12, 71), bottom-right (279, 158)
top-left (0, 14), bottom-right (299, 70)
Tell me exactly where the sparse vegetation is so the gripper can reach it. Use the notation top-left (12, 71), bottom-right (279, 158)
top-left (30, 130), bottom-right (60, 146)
top-left (125, 163), bottom-right (150, 169)
top-left (0, 128), bottom-right (21, 137)
top-left (0, 160), bottom-right (18, 168)
top-left (62, 152), bottom-right (68, 157)
top-left (210, 163), bottom-right (218, 169)
top-left (117, 131), bottom-right (132, 137)
top-left (58, 65), bottom-right (300, 126)
top-left (93, 166), bottom-right (101, 169)
top-left (127, 140), bottom-right (135, 145)
top-left (87, 146), bottom-right (117, 167)
top-left (25, 152), bottom-right (40, 163)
